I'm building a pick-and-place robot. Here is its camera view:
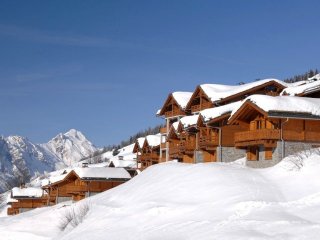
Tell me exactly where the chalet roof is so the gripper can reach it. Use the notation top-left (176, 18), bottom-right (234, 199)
top-left (11, 187), bottom-right (44, 198)
top-left (137, 137), bottom-right (146, 148)
top-left (199, 78), bottom-right (287, 103)
top-left (281, 75), bottom-right (320, 96)
top-left (109, 159), bottom-right (137, 168)
top-left (145, 134), bottom-right (162, 147)
top-left (230, 95), bottom-right (320, 121)
top-left (73, 167), bottom-right (131, 180)
top-left (158, 91), bottom-right (193, 115)
top-left (200, 101), bottom-right (241, 123)
top-left (6, 194), bottom-right (18, 203)
top-left (172, 92), bottom-right (193, 109)
top-left (41, 170), bottom-right (71, 187)
top-left (179, 115), bottom-right (199, 129)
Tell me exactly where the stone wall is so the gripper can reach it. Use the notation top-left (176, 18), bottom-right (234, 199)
top-left (246, 141), bottom-right (318, 168)
top-left (219, 147), bottom-right (246, 163)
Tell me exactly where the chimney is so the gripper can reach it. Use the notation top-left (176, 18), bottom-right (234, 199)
top-left (82, 162), bottom-right (89, 168)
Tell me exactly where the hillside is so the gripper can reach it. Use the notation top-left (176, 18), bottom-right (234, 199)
top-left (1, 150), bottom-right (320, 239)
top-left (0, 129), bottom-right (97, 193)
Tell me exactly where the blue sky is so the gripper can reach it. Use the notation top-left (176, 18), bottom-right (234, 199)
top-left (0, 0), bottom-right (319, 146)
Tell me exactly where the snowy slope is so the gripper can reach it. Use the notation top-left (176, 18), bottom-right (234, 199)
top-left (1, 150), bottom-right (320, 239)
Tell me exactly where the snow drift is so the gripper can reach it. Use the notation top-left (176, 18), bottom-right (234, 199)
top-left (1, 150), bottom-right (320, 240)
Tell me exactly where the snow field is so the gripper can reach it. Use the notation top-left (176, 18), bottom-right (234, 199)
top-left (1, 151), bottom-right (320, 239)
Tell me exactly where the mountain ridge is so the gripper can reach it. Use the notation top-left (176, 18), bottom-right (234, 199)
top-left (0, 129), bottom-right (97, 193)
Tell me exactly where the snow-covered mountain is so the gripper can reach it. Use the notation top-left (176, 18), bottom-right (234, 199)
top-left (41, 129), bottom-right (97, 167)
top-left (0, 129), bottom-right (97, 193)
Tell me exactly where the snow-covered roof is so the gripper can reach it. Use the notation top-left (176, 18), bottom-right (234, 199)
top-left (200, 101), bottom-right (241, 122)
top-left (145, 135), bottom-right (161, 147)
top-left (230, 95), bottom-right (320, 119)
top-left (172, 121), bottom-right (179, 131)
top-left (179, 115), bottom-right (199, 128)
top-left (11, 187), bottom-right (44, 198)
top-left (200, 78), bottom-right (287, 103)
top-left (157, 91), bottom-right (193, 115)
top-left (137, 137), bottom-right (145, 148)
top-left (172, 92), bottom-right (193, 109)
top-left (109, 159), bottom-right (137, 168)
top-left (73, 167), bottom-right (131, 180)
top-left (41, 169), bottom-right (71, 187)
top-left (6, 194), bottom-right (18, 203)
top-left (281, 78), bottom-right (320, 96)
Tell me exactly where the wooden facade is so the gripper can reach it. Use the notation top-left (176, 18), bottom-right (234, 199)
top-left (137, 139), bottom-right (161, 170)
top-left (185, 87), bottom-right (214, 113)
top-left (7, 188), bottom-right (48, 215)
top-left (229, 101), bottom-right (320, 161)
top-left (42, 168), bottom-right (130, 205)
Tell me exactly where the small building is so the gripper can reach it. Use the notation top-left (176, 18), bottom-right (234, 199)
top-left (281, 74), bottom-right (320, 98)
top-left (228, 95), bottom-right (320, 167)
top-left (42, 167), bottom-right (131, 203)
top-left (7, 187), bottom-right (47, 215)
top-left (157, 91), bottom-right (193, 162)
top-left (138, 135), bottom-right (162, 170)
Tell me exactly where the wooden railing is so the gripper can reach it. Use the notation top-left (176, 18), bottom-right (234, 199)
top-left (191, 102), bottom-right (212, 112)
top-left (164, 109), bottom-right (184, 118)
top-left (180, 140), bottom-right (196, 153)
top-left (66, 185), bottom-right (88, 193)
top-left (169, 146), bottom-right (182, 155)
top-left (235, 129), bottom-right (280, 143)
top-left (199, 135), bottom-right (219, 148)
top-left (140, 153), bottom-right (159, 161)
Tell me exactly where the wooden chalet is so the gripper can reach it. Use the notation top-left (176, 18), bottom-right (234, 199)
top-left (7, 187), bottom-right (47, 215)
top-left (137, 135), bottom-right (162, 170)
top-left (157, 92), bottom-right (193, 162)
top-left (42, 167), bottom-right (131, 204)
top-left (281, 75), bottom-right (320, 98)
top-left (166, 115), bottom-right (199, 163)
top-left (133, 137), bottom-right (146, 169)
top-left (167, 122), bottom-right (184, 162)
top-left (185, 79), bottom-right (287, 114)
top-left (228, 95), bottom-right (320, 166)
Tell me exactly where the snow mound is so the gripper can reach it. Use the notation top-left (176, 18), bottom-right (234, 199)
top-left (2, 151), bottom-right (320, 239)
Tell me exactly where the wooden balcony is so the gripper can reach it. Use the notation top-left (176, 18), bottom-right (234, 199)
top-left (199, 135), bottom-right (219, 150)
top-left (164, 109), bottom-right (184, 118)
top-left (140, 153), bottom-right (159, 161)
top-left (180, 140), bottom-right (196, 154)
top-left (235, 129), bottom-right (280, 147)
top-left (66, 185), bottom-right (88, 193)
top-left (191, 102), bottom-right (212, 113)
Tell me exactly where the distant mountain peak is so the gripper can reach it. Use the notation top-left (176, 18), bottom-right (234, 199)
top-left (64, 129), bottom-right (86, 140)
top-left (0, 129), bottom-right (97, 193)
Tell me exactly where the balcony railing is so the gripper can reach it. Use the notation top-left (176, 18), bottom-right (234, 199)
top-left (180, 140), bottom-right (196, 153)
top-left (199, 135), bottom-right (219, 149)
top-left (66, 185), bottom-right (88, 193)
top-left (140, 153), bottom-right (159, 161)
top-left (164, 109), bottom-right (184, 118)
top-left (235, 129), bottom-right (280, 145)
top-left (191, 102), bottom-right (212, 113)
